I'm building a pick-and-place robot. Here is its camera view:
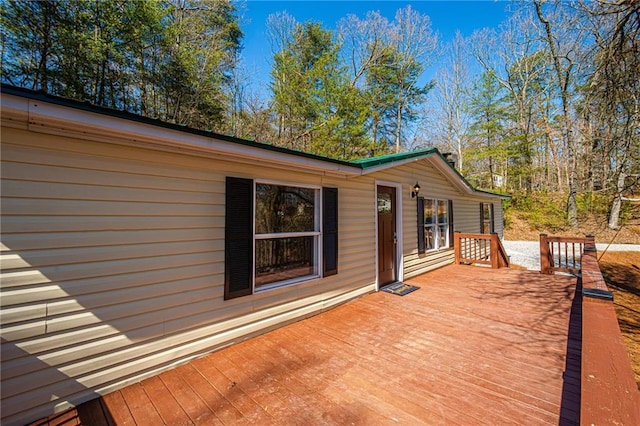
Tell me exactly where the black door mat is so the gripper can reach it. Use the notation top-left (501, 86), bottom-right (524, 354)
top-left (381, 282), bottom-right (420, 296)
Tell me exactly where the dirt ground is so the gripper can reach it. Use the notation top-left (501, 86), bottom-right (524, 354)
top-left (598, 251), bottom-right (640, 388)
top-left (504, 213), bottom-right (640, 244)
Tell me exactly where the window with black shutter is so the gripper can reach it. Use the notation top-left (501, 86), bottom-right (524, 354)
top-left (417, 197), bottom-right (425, 254)
top-left (323, 187), bottom-right (338, 276)
top-left (225, 178), bottom-right (337, 299)
top-left (481, 203), bottom-right (494, 234)
top-left (448, 200), bottom-right (454, 244)
top-left (254, 182), bottom-right (320, 289)
top-left (224, 177), bottom-right (254, 300)
top-left (421, 198), bottom-right (452, 251)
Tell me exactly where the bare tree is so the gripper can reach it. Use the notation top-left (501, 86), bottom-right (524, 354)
top-left (235, 89), bottom-right (277, 144)
top-left (224, 52), bottom-right (251, 137)
top-left (266, 11), bottom-right (297, 141)
top-left (470, 10), bottom-right (548, 193)
top-left (534, 0), bottom-right (587, 227)
top-left (433, 31), bottom-right (471, 170)
top-left (338, 6), bottom-right (438, 153)
top-left (579, 0), bottom-right (640, 229)
top-left (337, 11), bottom-right (391, 87)
top-left (390, 6), bottom-right (439, 152)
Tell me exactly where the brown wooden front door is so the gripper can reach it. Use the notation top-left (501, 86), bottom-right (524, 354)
top-left (377, 185), bottom-right (397, 286)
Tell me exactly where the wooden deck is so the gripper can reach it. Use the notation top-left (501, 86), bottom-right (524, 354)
top-left (32, 265), bottom-right (581, 425)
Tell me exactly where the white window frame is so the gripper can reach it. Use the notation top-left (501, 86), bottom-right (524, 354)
top-left (253, 180), bottom-right (321, 291)
top-left (424, 198), bottom-right (450, 251)
top-left (481, 202), bottom-right (494, 234)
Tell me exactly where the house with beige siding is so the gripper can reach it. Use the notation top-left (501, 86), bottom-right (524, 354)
top-left (0, 85), bottom-right (508, 425)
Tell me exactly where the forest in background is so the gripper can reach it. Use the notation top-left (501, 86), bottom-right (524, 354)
top-left (1, 0), bottom-right (638, 233)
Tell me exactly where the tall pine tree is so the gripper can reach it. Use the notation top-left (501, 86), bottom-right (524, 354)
top-left (1, 0), bottom-right (242, 132)
top-left (466, 71), bottom-right (509, 190)
top-left (270, 21), bottom-right (369, 160)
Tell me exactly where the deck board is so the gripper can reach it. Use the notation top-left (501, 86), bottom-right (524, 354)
top-left (100, 391), bottom-right (135, 426)
top-left (139, 376), bottom-right (192, 426)
top-left (74, 399), bottom-right (110, 426)
top-left (159, 369), bottom-right (221, 425)
top-left (118, 384), bottom-right (164, 425)
top-left (37, 265), bottom-right (579, 425)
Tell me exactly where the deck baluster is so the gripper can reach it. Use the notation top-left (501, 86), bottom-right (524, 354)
top-left (454, 232), bottom-right (509, 268)
top-left (539, 234), bottom-right (592, 275)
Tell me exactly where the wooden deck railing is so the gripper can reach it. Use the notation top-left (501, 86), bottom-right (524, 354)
top-left (539, 233), bottom-right (594, 274)
top-left (579, 242), bottom-right (640, 425)
top-left (454, 232), bottom-right (509, 268)
top-left (541, 235), bottom-right (640, 423)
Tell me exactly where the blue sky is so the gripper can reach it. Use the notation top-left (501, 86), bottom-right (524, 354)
top-left (238, 1), bottom-right (513, 97)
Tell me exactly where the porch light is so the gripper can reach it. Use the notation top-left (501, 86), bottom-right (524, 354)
top-left (411, 182), bottom-right (421, 198)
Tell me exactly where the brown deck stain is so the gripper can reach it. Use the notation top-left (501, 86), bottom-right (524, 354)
top-left (36, 265), bottom-right (580, 425)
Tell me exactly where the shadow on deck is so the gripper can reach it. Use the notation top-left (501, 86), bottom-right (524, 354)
top-left (560, 278), bottom-right (582, 425)
top-left (32, 265), bottom-right (582, 425)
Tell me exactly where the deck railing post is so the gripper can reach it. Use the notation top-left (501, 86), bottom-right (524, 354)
top-left (540, 233), bottom-right (552, 274)
top-left (454, 232), bottom-right (461, 265)
top-left (490, 234), bottom-right (499, 269)
top-left (495, 234), bottom-right (510, 268)
top-left (585, 234), bottom-right (595, 252)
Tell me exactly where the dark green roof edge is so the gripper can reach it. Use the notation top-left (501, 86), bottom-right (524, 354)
top-left (0, 85), bottom-right (450, 173)
top-left (2, 84), bottom-right (441, 172)
top-left (0, 84), bottom-right (356, 169)
top-left (351, 147), bottom-right (438, 169)
top-left (474, 188), bottom-right (512, 199)
top-left (1, 84), bottom-right (511, 199)
top-left (2, 83), bottom-right (456, 170)
top-left (430, 150), bottom-right (511, 199)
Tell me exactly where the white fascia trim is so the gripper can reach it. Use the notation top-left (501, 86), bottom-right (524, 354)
top-left (1, 95), bottom-right (30, 129)
top-left (359, 154), bottom-right (502, 200)
top-left (426, 156), bottom-right (509, 200)
top-left (476, 191), bottom-right (511, 200)
top-left (2, 95), bottom-right (361, 178)
top-left (358, 155), bottom-right (432, 175)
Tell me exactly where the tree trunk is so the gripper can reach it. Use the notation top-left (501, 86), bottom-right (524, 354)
top-left (395, 101), bottom-right (402, 153)
top-left (489, 155), bottom-right (494, 190)
top-left (504, 159), bottom-right (508, 188)
top-left (456, 135), bottom-right (463, 170)
top-left (372, 115), bottom-right (379, 153)
top-left (608, 172), bottom-right (626, 229)
top-left (608, 195), bottom-right (622, 230)
top-left (535, 1), bottom-right (578, 227)
top-left (566, 147), bottom-right (578, 228)
top-left (486, 120), bottom-right (493, 189)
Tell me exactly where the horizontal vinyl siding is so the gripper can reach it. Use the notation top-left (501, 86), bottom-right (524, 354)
top-left (404, 249), bottom-right (454, 279)
top-left (0, 128), bottom-right (376, 426)
top-left (369, 160), bottom-right (506, 278)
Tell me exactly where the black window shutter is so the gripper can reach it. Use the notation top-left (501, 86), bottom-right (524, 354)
top-left (224, 177), bottom-right (253, 300)
top-left (479, 203), bottom-right (484, 233)
top-left (448, 200), bottom-right (454, 245)
top-left (417, 197), bottom-right (425, 254)
top-left (323, 187), bottom-right (338, 276)
top-left (490, 203), bottom-right (495, 234)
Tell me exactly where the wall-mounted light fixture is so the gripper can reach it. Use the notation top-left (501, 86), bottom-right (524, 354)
top-left (411, 182), bottom-right (421, 198)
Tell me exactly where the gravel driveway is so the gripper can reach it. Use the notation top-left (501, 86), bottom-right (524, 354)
top-left (502, 240), bottom-right (640, 271)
